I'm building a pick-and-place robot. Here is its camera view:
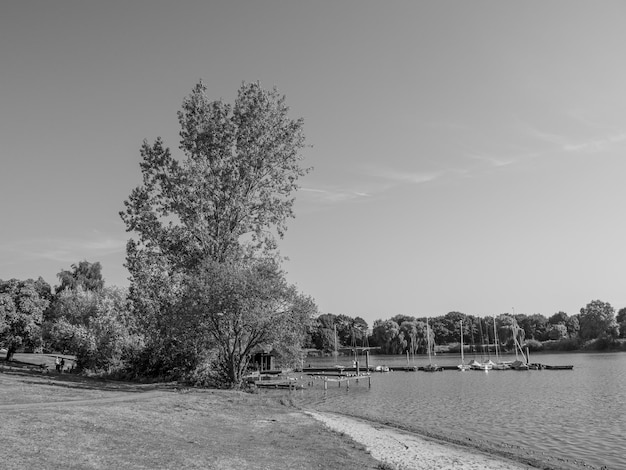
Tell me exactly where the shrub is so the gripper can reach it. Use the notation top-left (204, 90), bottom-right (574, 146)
top-left (524, 339), bottom-right (543, 352)
top-left (542, 338), bottom-right (580, 351)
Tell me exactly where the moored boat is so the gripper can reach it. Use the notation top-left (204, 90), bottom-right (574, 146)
top-left (469, 358), bottom-right (492, 371)
top-left (510, 359), bottom-right (529, 370)
top-left (491, 361), bottom-right (511, 370)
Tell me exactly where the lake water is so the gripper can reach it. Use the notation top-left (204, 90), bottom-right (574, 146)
top-left (288, 351), bottom-right (626, 470)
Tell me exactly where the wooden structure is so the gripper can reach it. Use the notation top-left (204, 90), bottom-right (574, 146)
top-left (250, 346), bottom-right (276, 372)
top-left (323, 374), bottom-right (371, 390)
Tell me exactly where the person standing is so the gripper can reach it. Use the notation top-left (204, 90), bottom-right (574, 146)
top-left (55, 356), bottom-right (60, 372)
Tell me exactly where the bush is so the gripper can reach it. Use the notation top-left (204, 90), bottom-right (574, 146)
top-left (584, 336), bottom-right (623, 351)
top-left (182, 350), bottom-right (226, 388)
top-left (542, 338), bottom-right (580, 351)
top-left (524, 339), bottom-right (543, 352)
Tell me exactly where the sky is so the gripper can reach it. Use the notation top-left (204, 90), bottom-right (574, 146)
top-left (2, 1), bottom-right (626, 326)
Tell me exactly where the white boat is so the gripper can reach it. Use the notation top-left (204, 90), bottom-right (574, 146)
top-left (469, 358), bottom-right (492, 371)
top-left (492, 361), bottom-right (511, 370)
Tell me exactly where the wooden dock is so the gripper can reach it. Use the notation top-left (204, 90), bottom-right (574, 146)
top-left (302, 363), bottom-right (573, 377)
top-left (301, 366), bottom-right (374, 374)
top-left (322, 374), bottom-right (371, 390)
top-left (254, 380), bottom-right (304, 390)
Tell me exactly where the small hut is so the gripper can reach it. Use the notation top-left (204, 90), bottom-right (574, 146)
top-left (250, 345), bottom-right (276, 372)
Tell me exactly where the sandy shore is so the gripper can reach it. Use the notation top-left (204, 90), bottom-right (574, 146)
top-left (306, 411), bottom-right (535, 470)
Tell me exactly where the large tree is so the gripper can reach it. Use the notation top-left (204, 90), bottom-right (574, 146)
top-left (45, 286), bottom-right (142, 373)
top-left (0, 278), bottom-right (51, 360)
top-left (120, 81), bottom-right (309, 270)
top-left (120, 81), bottom-right (312, 385)
top-left (548, 311), bottom-right (569, 325)
top-left (182, 259), bottom-right (315, 387)
top-left (579, 300), bottom-right (619, 341)
top-left (617, 308), bottom-right (626, 339)
top-left (55, 260), bottom-right (104, 294)
top-left (308, 313), bottom-right (337, 352)
top-left (371, 319), bottom-right (406, 354)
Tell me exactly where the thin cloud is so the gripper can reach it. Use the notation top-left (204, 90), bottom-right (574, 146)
top-left (521, 124), bottom-right (569, 147)
top-left (300, 187), bottom-right (371, 204)
top-left (366, 166), bottom-right (442, 185)
top-left (299, 166), bottom-right (441, 208)
top-left (467, 153), bottom-right (515, 168)
top-left (566, 109), bottom-right (605, 129)
top-left (1, 235), bottom-right (127, 263)
top-left (519, 119), bottom-right (626, 154)
top-left (564, 132), bottom-right (626, 153)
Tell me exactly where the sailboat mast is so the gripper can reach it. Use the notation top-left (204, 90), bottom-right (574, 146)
top-left (426, 318), bottom-right (432, 364)
top-left (460, 320), bottom-right (464, 362)
top-left (493, 317), bottom-right (499, 361)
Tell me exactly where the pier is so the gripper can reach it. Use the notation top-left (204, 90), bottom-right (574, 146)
top-left (322, 374), bottom-right (371, 390)
top-left (302, 362), bottom-right (572, 374)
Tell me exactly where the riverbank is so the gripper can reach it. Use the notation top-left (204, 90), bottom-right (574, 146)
top-left (1, 362), bottom-right (545, 469)
top-left (0, 367), bottom-right (379, 469)
top-left (307, 411), bottom-right (535, 469)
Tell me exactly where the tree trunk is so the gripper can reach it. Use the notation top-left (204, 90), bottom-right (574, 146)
top-left (6, 346), bottom-right (16, 361)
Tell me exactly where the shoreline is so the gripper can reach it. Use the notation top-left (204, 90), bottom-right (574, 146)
top-left (305, 410), bottom-right (541, 470)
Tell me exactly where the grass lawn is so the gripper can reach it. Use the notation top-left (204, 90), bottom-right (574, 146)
top-left (0, 356), bottom-right (385, 470)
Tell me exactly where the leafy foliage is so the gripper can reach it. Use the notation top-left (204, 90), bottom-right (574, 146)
top-left (119, 81), bottom-right (314, 386)
top-left (579, 300), bottom-right (619, 341)
top-left (547, 323), bottom-right (568, 340)
top-left (45, 287), bottom-right (143, 373)
top-left (55, 260), bottom-right (104, 294)
top-left (0, 278), bottom-right (51, 359)
top-left (120, 81), bottom-right (309, 270)
top-left (307, 313), bottom-right (370, 352)
top-left (182, 259), bottom-right (315, 387)
top-left (372, 320), bottom-right (406, 354)
top-left (616, 307), bottom-right (626, 339)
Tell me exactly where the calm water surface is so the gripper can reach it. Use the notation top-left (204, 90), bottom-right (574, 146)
top-left (290, 352), bottom-right (626, 470)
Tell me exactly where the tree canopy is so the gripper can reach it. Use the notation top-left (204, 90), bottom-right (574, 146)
top-left (579, 300), bottom-right (619, 341)
top-left (0, 278), bottom-right (51, 360)
top-left (45, 286), bottom-right (142, 373)
top-left (120, 81), bottom-right (309, 270)
top-left (119, 81), bottom-right (314, 387)
top-left (55, 260), bottom-right (104, 294)
top-left (182, 259), bottom-right (315, 387)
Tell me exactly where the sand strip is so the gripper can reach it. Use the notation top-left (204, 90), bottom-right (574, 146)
top-left (306, 411), bottom-right (534, 470)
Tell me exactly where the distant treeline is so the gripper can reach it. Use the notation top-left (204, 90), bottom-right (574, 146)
top-left (3, 260), bottom-right (625, 385)
top-left (305, 305), bottom-right (626, 355)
